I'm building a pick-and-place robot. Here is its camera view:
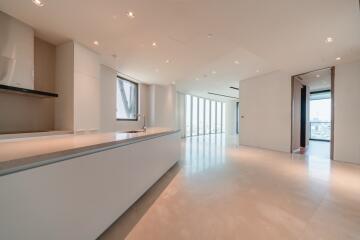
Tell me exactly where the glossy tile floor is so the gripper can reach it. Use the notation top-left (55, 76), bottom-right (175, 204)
top-left (99, 134), bottom-right (360, 240)
top-left (307, 140), bottom-right (331, 159)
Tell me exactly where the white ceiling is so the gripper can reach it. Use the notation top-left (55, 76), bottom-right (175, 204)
top-left (297, 68), bottom-right (331, 91)
top-left (1, 0), bottom-right (359, 101)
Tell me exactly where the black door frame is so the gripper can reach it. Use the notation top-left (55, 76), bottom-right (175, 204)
top-left (300, 85), bottom-right (307, 148)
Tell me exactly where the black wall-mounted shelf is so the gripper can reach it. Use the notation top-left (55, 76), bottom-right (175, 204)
top-left (0, 84), bottom-right (58, 98)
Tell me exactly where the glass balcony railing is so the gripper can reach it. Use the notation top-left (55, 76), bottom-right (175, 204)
top-left (310, 122), bottom-right (331, 141)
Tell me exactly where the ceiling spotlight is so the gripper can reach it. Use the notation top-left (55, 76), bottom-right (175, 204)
top-left (152, 42), bottom-right (157, 47)
top-left (336, 57), bottom-right (341, 61)
top-left (234, 60), bottom-right (240, 64)
top-left (32, 0), bottom-right (45, 7)
top-left (93, 41), bottom-right (99, 46)
top-left (316, 74), bottom-right (320, 78)
top-left (165, 59), bottom-right (170, 64)
top-left (211, 70), bottom-right (217, 74)
top-left (325, 37), bottom-right (333, 43)
top-left (126, 11), bottom-right (135, 19)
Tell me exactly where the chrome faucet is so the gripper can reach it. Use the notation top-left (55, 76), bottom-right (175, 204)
top-left (138, 114), bottom-right (146, 132)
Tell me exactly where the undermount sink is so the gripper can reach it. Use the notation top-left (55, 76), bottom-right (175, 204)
top-left (123, 130), bottom-right (144, 133)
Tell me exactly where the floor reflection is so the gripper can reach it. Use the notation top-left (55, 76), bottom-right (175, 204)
top-left (184, 134), bottom-right (226, 175)
top-left (101, 134), bottom-right (360, 240)
top-left (307, 155), bottom-right (331, 181)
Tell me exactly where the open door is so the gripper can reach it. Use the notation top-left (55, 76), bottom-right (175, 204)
top-left (291, 67), bottom-right (334, 159)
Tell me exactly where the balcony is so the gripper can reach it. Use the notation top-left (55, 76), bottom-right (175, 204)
top-left (310, 122), bottom-right (331, 141)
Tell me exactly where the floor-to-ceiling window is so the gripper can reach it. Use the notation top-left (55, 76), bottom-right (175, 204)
top-left (310, 91), bottom-right (331, 141)
top-left (199, 98), bottom-right (204, 135)
top-left (192, 96), bottom-right (198, 136)
top-left (222, 102), bottom-right (226, 133)
top-left (185, 94), bottom-right (225, 137)
top-left (210, 101), bottom-right (216, 134)
top-left (216, 102), bottom-right (222, 133)
top-left (185, 95), bottom-right (192, 137)
top-left (205, 99), bottom-right (210, 134)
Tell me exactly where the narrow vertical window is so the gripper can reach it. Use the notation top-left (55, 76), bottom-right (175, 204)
top-left (185, 95), bottom-right (192, 137)
top-left (205, 99), bottom-right (210, 134)
top-left (192, 96), bottom-right (198, 136)
top-left (216, 102), bottom-right (222, 133)
top-left (222, 102), bottom-right (226, 133)
top-left (116, 77), bottom-right (138, 120)
top-left (210, 101), bottom-right (216, 133)
top-left (199, 98), bottom-right (204, 135)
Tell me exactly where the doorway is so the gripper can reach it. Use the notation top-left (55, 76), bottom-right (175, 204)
top-left (291, 67), bottom-right (334, 159)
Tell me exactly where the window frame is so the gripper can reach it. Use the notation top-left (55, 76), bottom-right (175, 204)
top-left (116, 76), bottom-right (139, 121)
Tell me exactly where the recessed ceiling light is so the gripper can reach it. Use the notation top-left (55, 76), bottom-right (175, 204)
top-left (336, 57), bottom-right (341, 61)
top-left (316, 74), bottom-right (320, 78)
top-left (32, 0), bottom-right (45, 7)
top-left (165, 59), bottom-right (170, 64)
top-left (256, 69), bottom-right (260, 73)
top-left (211, 70), bottom-right (217, 74)
top-left (234, 60), bottom-right (240, 64)
top-left (152, 42), bottom-right (157, 47)
top-left (207, 33), bottom-right (213, 39)
top-left (93, 41), bottom-right (99, 46)
top-left (325, 37), bottom-right (333, 43)
top-left (126, 11), bottom-right (135, 19)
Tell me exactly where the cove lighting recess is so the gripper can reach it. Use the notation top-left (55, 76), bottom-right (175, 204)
top-left (32, 0), bottom-right (45, 7)
top-left (126, 11), bottom-right (135, 19)
top-left (326, 37), bottom-right (333, 43)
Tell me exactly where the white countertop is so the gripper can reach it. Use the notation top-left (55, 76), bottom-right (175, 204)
top-left (0, 128), bottom-right (179, 176)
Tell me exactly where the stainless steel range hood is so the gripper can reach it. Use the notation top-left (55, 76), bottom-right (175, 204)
top-left (0, 11), bottom-right (57, 97)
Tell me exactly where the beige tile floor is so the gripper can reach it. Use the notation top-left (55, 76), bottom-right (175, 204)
top-left (99, 134), bottom-right (360, 240)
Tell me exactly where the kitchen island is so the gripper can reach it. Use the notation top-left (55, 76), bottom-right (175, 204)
top-left (0, 128), bottom-right (180, 240)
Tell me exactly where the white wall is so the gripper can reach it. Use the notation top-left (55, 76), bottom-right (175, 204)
top-left (334, 60), bottom-right (360, 164)
top-left (239, 71), bottom-right (291, 152)
top-left (149, 84), bottom-right (177, 129)
top-left (55, 42), bottom-right (74, 131)
top-left (225, 101), bottom-right (238, 135)
top-left (100, 65), bottom-right (149, 132)
top-left (55, 41), bottom-right (101, 132)
top-left (176, 92), bottom-right (186, 137)
top-left (238, 60), bottom-right (360, 164)
top-left (73, 42), bottom-right (100, 132)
